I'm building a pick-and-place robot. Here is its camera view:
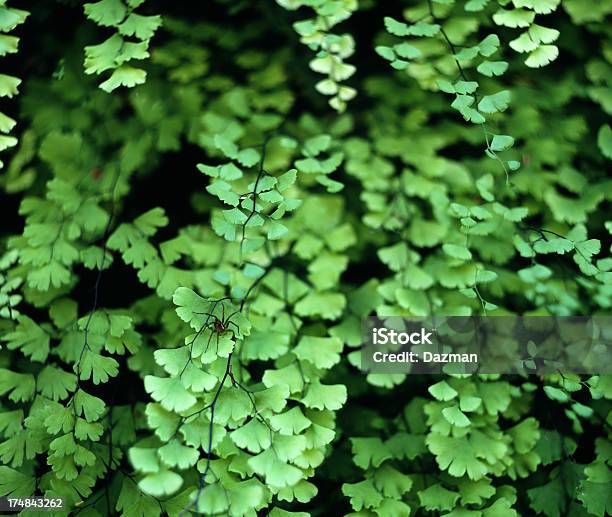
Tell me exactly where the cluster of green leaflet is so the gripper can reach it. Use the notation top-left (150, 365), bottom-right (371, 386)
top-left (0, 0), bottom-right (611, 516)
top-left (0, 1), bottom-right (28, 168)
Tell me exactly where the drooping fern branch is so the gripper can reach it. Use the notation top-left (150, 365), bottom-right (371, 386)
top-left (0, 1), bottom-right (28, 168)
top-left (83, 0), bottom-right (162, 92)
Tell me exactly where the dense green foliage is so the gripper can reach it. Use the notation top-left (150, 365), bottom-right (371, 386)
top-left (0, 0), bottom-right (611, 516)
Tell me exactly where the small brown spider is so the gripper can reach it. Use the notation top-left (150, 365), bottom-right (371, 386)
top-left (198, 303), bottom-right (240, 356)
